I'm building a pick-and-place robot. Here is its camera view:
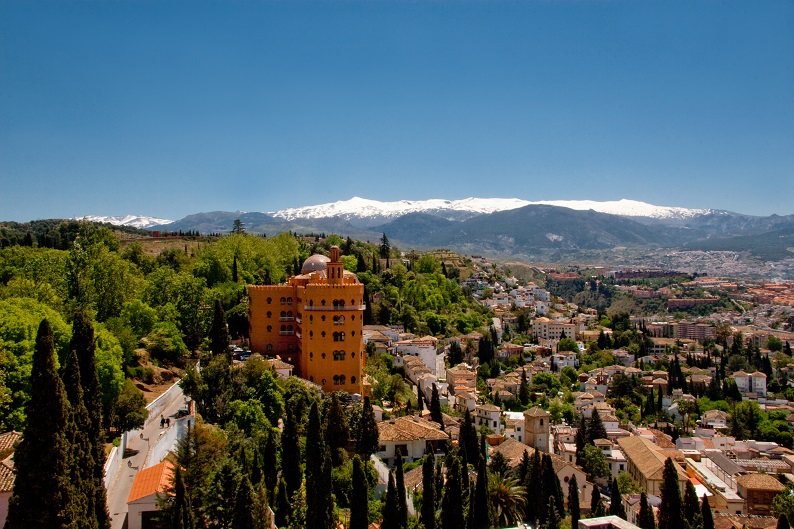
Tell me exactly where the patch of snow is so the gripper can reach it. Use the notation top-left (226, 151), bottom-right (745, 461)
top-left (78, 215), bottom-right (174, 229)
top-left (546, 233), bottom-right (564, 242)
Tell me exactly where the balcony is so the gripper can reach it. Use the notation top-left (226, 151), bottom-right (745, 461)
top-left (303, 304), bottom-right (366, 312)
top-left (279, 331), bottom-right (295, 336)
top-left (279, 317), bottom-right (295, 322)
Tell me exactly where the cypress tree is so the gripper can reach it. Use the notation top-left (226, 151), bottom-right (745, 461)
top-left (518, 450), bottom-right (531, 483)
top-left (658, 458), bottom-right (683, 529)
top-left (209, 299), bottom-right (230, 357)
top-left (701, 496), bottom-right (714, 529)
top-left (262, 428), bottom-right (279, 494)
top-left (683, 481), bottom-right (701, 528)
top-left (6, 319), bottom-right (78, 529)
top-left (588, 410), bottom-right (608, 443)
top-left (638, 492), bottom-right (656, 529)
top-left (170, 465), bottom-right (195, 529)
top-left (441, 453), bottom-right (465, 529)
top-left (610, 477), bottom-right (626, 519)
top-left (325, 393), bottom-right (350, 466)
top-left (358, 396), bottom-right (380, 456)
top-left (519, 369), bottom-right (530, 405)
top-left (430, 384), bottom-right (443, 426)
top-left (282, 406), bottom-right (302, 497)
top-left (460, 408), bottom-right (479, 464)
top-left (779, 515), bottom-right (791, 529)
top-left (350, 456), bottom-right (369, 529)
top-left (62, 337), bottom-right (95, 529)
top-left (435, 461), bottom-right (444, 511)
top-left (305, 402), bottom-right (335, 529)
top-left (74, 312), bottom-right (110, 529)
top-left (576, 416), bottom-right (587, 465)
top-left (569, 475), bottom-right (580, 529)
top-left (382, 471), bottom-right (399, 529)
top-left (470, 457), bottom-right (491, 529)
top-left (543, 454), bottom-right (564, 517)
top-left (524, 449), bottom-right (542, 522)
top-left (395, 451), bottom-right (408, 529)
top-left (274, 477), bottom-right (290, 528)
top-left (231, 476), bottom-right (255, 529)
top-left (421, 446), bottom-right (436, 529)
top-left (547, 496), bottom-right (561, 529)
top-left (590, 486), bottom-right (601, 517)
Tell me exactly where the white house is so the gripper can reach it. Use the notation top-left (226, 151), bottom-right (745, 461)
top-left (395, 336), bottom-right (440, 375)
top-left (377, 416), bottom-right (449, 466)
top-left (732, 371), bottom-right (767, 398)
top-left (475, 404), bottom-right (503, 434)
top-left (127, 461), bottom-right (173, 529)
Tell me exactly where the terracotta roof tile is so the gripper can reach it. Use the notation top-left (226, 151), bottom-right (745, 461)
top-left (736, 473), bottom-right (786, 492)
top-left (378, 416), bottom-right (449, 443)
top-left (0, 460), bottom-right (14, 492)
top-left (127, 461), bottom-right (174, 504)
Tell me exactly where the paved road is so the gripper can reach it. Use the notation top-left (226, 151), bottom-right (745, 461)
top-left (107, 386), bottom-right (186, 529)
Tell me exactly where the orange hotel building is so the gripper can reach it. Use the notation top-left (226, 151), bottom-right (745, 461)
top-left (248, 246), bottom-right (367, 395)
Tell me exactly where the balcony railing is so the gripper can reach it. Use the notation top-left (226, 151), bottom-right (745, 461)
top-left (303, 304), bottom-right (366, 312)
top-left (279, 317), bottom-right (295, 322)
top-left (279, 331), bottom-right (295, 336)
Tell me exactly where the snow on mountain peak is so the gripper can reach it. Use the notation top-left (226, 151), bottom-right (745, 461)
top-left (78, 215), bottom-right (174, 229)
top-left (272, 196), bottom-right (710, 222)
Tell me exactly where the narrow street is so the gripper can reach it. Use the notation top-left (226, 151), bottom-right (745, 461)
top-left (106, 386), bottom-right (187, 529)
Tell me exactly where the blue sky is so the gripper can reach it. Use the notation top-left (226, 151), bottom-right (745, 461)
top-left (1, 1), bottom-right (792, 221)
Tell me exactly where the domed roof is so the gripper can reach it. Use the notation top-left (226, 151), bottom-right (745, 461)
top-left (301, 254), bottom-right (330, 274)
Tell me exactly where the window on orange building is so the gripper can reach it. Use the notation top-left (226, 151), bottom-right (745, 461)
top-left (267, 297), bottom-right (272, 304)
top-left (351, 376), bottom-right (356, 384)
top-left (267, 311), bottom-right (272, 318)
top-left (267, 326), bottom-right (272, 332)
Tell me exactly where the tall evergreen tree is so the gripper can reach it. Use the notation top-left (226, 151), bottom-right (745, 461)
top-left (471, 457), bottom-right (492, 529)
top-left (638, 492), bottom-right (656, 529)
top-left (519, 369), bottom-right (530, 405)
top-left (524, 449), bottom-right (543, 522)
top-left (261, 429), bottom-right (279, 493)
top-left (395, 451), bottom-right (408, 529)
top-left (441, 453), bottom-right (465, 529)
top-left (588, 410), bottom-right (608, 443)
top-left (62, 337), bottom-right (95, 529)
top-left (543, 454), bottom-right (565, 518)
top-left (658, 458), bottom-right (683, 529)
top-left (591, 486), bottom-right (601, 517)
top-left (779, 515), bottom-right (791, 529)
top-left (576, 416), bottom-right (588, 465)
top-left (170, 465), bottom-right (195, 529)
top-left (274, 478), bottom-right (290, 529)
top-left (701, 496), bottom-right (714, 529)
top-left (350, 456), bottom-right (370, 529)
top-left (358, 396), bottom-right (381, 456)
top-left (209, 299), bottom-right (230, 357)
top-left (547, 496), bottom-right (561, 529)
top-left (460, 408), bottom-right (479, 464)
top-left (382, 471), bottom-right (399, 529)
top-left (610, 477), bottom-right (626, 519)
top-left (231, 476), bottom-right (256, 529)
top-left (683, 481), bottom-right (702, 529)
top-left (325, 393), bottom-right (350, 466)
top-left (282, 406), bottom-right (302, 498)
top-left (73, 312), bottom-right (110, 529)
top-left (6, 319), bottom-right (78, 529)
top-left (304, 402), bottom-right (335, 529)
top-left (569, 475), bottom-right (581, 529)
top-left (430, 384), bottom-right (443, 426)
top-left (421, 446), bottom-right (437, 529)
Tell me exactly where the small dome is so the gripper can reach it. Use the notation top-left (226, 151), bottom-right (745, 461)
top-left (302, 254), bottom-right (330, 274)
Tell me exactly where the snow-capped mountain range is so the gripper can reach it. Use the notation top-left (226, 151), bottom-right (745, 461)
top-left (82, 197), bottom-right (715, 230)
top-left (78, 215), bottom-right (174, 229)
top-left (270, 196), bottom-right (712, 223)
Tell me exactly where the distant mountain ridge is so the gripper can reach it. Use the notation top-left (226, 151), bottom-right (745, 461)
top-left (77, 197), bottom-right (794, 261)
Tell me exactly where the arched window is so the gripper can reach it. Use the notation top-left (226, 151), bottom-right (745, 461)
top-left (332, 316), bottom-right (338, 324)
top-left (266, 297), bottom-right (272, 304)
top-left (351, 352), bottom-right (355, 358)
top-left (340, 332), bottom-right (345, 341)
top-left (321, 331), bottom-right (326, 337)
top-left (287, 297), bottom-right (292, 304)
top-left (267, 325), bottom-right (272, 332)
top-left (310, 352), bottom-right (313, 359)
top-left (333, 299), bottom-right (339, 308)
top-left (267, 311), bottom-right (272, 318)
top-left (322, 353), bottom-right (326, 359)
top-left (280, 297), bottom-right (286, 304)
top-left (322, 379), bottom-right (326, 386)
top-left (287, 311), bottom-right (293, 317)
top-left (281, 325), bottom-right (286, 332)
top-left (322, 315), bottom-right (326, 322)
top-left (351, 315), bottom-right (355, 321)
top-left (266, 344), bottom-right (273, 351)
top-left (351, 376), bottom-right (356, 385)
top-left (280, 311), bottom-right (286, 318)
top-left (310, 376), bottom-right (314, 382)
top-left (338, 316), bottom-right (345, 325)
top-left (339, 300), bottom-right (345, 307)
top-left (309, 331), bottom-right (313, 338)
top-left (333, 375), bottom-right (340, 385)
top-left (351, 331), bottom-right (355, 336)
top-left (310, 315), bottom-right (313, 322)
top-left (351, 299), bottom-right (355, 306)
top-left (309, 300), bottom-right (313, 307)
top-left (321, 299), bottom-right (326, 306)
top-left (339, 375), bottom-right (346, 385)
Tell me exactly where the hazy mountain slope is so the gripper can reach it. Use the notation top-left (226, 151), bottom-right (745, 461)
top-left (685, 228), bottom-right (794, 260)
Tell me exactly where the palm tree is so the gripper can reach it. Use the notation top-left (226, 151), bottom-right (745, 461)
top-left (488, 472), bottom-right (527, 528)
